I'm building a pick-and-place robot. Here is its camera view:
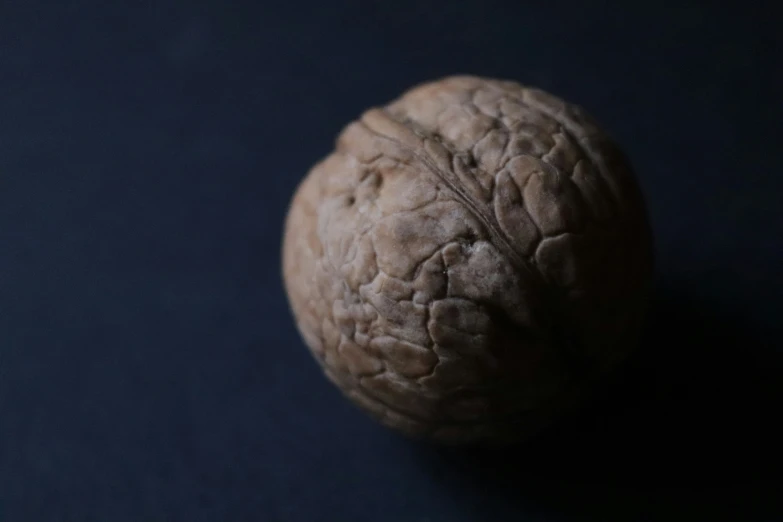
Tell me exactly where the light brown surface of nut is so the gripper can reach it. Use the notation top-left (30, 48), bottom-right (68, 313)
top-left (282, 76), bottom-right (653, 444)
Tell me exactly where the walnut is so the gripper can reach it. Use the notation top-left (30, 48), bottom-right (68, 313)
top-left (282, 76), bottom-right (653, 444)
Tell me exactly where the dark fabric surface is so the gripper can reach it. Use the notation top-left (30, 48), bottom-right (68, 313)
top-left (1, 1), bottom-right (781, 520)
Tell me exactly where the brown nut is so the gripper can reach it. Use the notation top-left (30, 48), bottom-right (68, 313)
top-left (282, 76), bottom-right (653, 444)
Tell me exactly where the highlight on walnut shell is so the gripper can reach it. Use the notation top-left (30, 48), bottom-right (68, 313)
top-left (282, 76), bottom-right (653, 444)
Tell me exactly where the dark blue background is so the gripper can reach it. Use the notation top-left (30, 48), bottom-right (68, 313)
top-left (1, 1), bottom-right (781, 520)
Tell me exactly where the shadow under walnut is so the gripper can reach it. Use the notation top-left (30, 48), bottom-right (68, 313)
top-left (282, 75), bottom-right (653, 444)
top-left (409, 287), bottom-right (783, 520)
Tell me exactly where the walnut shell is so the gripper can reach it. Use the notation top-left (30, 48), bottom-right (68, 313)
top-left (282, 76), bottom-right (653, 444)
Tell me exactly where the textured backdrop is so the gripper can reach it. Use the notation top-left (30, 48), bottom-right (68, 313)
top-left (1, 1), bottom-right (781, 521)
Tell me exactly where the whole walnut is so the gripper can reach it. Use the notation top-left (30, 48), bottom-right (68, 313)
top-left (282, 76), bottom-right (653, 444)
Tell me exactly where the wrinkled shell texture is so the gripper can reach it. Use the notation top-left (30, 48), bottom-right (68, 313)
top-left (283, 76), bottom-right (653, 444)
